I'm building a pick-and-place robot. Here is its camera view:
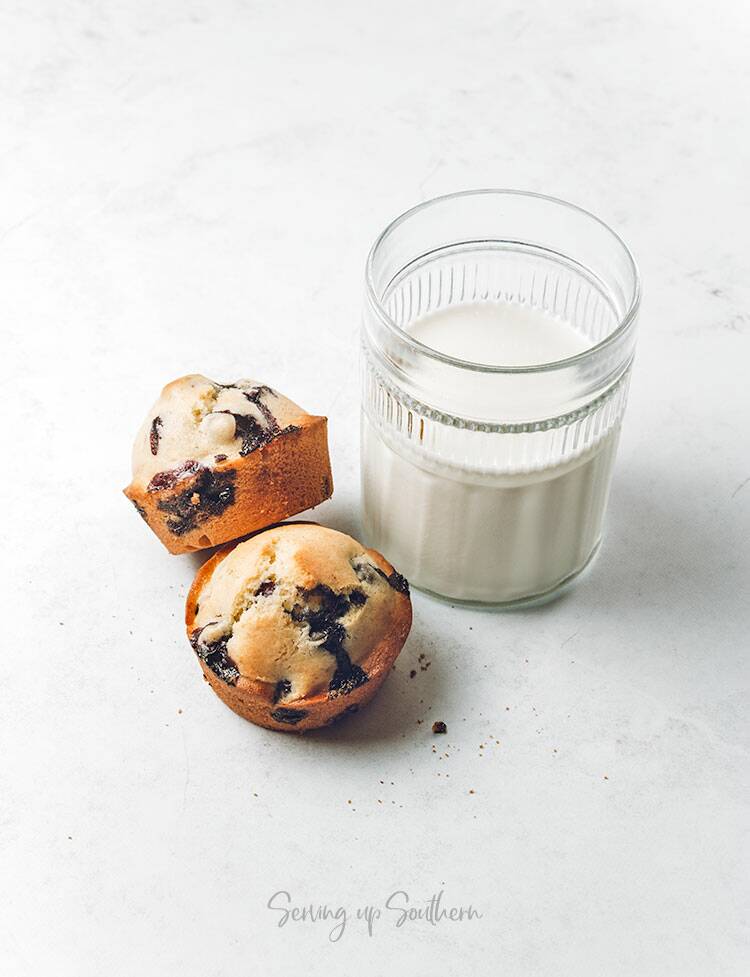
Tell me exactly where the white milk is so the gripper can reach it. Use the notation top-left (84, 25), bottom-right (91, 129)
top-left (408, 301), bottom-right (589, 365)
top-left (361, 301), bottom-right (619, 604)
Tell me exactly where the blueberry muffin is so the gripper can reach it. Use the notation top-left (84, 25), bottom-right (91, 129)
top-left (185, 523), bottom-right (412, 731)
top-left (124, 375), bottom-right (332, 554)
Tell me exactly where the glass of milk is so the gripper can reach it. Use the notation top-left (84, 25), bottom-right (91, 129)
top-left (361, 189), bottom-right (640, 606)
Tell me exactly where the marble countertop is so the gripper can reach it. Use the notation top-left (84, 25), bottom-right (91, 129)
top-left (2, 2), bottom-right (748, 975)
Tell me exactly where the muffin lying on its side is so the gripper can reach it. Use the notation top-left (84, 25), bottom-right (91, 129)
top-left (124, 375), bottom-right (332, 554)
top-left (185, 524), bottom-right (412, 731)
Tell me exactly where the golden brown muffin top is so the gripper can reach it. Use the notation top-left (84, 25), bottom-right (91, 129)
top-left (189, 524), bottom-right (410, 701)
top-left (130, 374), bottom-right (307, 490)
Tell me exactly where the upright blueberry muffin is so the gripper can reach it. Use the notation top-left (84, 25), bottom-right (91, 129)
top-left (185, 523), bottom-right (412, 731)
top-left (124, 375), bottom-right (332, 554)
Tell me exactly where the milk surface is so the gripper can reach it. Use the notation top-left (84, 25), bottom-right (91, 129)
top-left (409, 301), bottom-right (589, 365)
top-left (361, 300), bottom-right (618, 603)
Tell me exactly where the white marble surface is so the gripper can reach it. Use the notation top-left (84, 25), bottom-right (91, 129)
top-left (2, 2), bottom-right (748, 974)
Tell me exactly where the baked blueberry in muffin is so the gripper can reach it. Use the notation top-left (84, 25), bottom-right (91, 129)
top-left (124, 375), bottom-right (332, 553)
top-left (185, 524), bottom-right (412, 731)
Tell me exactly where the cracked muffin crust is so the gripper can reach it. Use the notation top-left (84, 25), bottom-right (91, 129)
top-left (124, 375), bottom-right (332, 553)
top-left (185, 523), bottom-right (412, 731)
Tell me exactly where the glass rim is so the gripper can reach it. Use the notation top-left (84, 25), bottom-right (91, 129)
top-left (365, 188), bottom-right (641, 375)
